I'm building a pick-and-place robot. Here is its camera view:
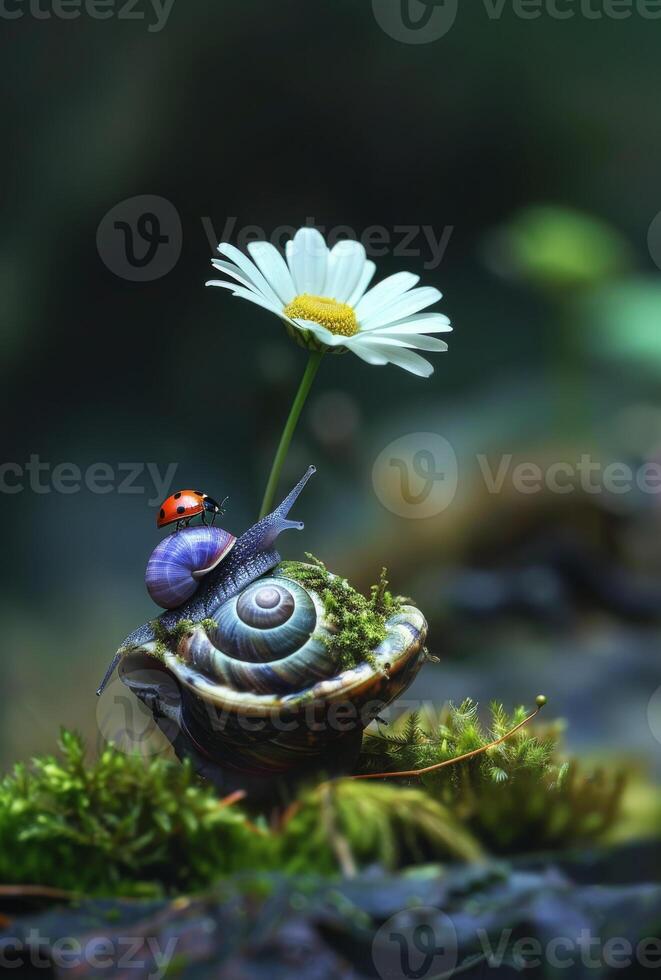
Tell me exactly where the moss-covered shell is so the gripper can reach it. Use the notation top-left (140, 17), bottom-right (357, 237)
top-left (119, 564), bottom-right (428, 781)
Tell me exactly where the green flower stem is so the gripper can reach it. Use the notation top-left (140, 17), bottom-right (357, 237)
top-left (259, 350), bottom-right (324, 519)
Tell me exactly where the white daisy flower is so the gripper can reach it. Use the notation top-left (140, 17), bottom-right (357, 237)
top-left (206, 227), bottom-right (451, 377)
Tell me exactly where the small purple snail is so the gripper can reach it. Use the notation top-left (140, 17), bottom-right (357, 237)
top-left (145, 526), bottom-right (237, 609)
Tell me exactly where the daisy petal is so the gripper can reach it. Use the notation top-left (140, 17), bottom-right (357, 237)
top-left (247, 241), bottom-right (296, 305)
top-left (324, 240), bottom-right (367, 302)
top-left (286, 228), bottom-right (328, 295)
top-left (206, 280), bottom-right (282, 315)
top-left (387, 348), bottom-right (434, 378)
top-left (374, 345), bottom-right (435, 377)
top-left (344, 338), bottom-right (390, 366)
top-left (216, 243), bottom-right (282, 307)
top-left (370, 313), bottom-right (452, 334)
top-left (355, 272), bottom-right (420, 321)
top-left (361, 333), bottom-right (448, 352)
top-left (360, 287), bottom-right (443, 331)
top-left (347, 260), bottom-right (377, 307)
top-left (211, 259), bottom-right (266, 297)
top-left (348, 335), bottom-right (436, 372)
top-left (287, 317), bottom-right (345, 347)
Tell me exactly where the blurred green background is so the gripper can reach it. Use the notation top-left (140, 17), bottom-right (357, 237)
top-left (2, 0), bottom-right (661, 774)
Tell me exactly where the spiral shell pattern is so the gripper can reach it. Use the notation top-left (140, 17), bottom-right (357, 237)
top-left (164, 566), bottom-right (427, 708)
top-left (145, 526), bottom-right (236, 609)
top-left (179, 576), bottom-right (332, 694)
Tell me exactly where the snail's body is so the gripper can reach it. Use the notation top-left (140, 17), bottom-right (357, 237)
top-left (99, 465), bottom-right (429, 797)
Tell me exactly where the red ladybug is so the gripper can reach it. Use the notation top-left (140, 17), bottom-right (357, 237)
top-left (157, 490), bottom-right (227, 529)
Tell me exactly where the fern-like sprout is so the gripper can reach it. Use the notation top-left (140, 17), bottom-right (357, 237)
top-left (350, 696), bottom-right (547, 781)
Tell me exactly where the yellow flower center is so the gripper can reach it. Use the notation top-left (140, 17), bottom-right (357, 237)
top-left (284, 293), bottom-right (359, 338)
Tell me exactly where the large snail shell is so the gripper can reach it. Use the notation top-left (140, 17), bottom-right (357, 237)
top-left (145, 526), bottom-right (236, 609)
top-left (120, 563), bottom-right (428, 789)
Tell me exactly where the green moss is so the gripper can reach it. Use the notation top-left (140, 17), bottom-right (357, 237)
top-left (369, 566), bottom-right (403, 618)
top-left (358, 700), bottom-right (630, 854)
top-left (0, 710), bottom-right (655, 896)
top-left (278, 555), bottom-right (404, 672)
top-left (170, 619), bottom-right (197, 643)
top-left (0, 731), bottom-right (482, 893)
top-left (0, 730), bottom-right (269, 898)
top-left (149, 619), bottom-right (170, 659)
top-left (278, 780), bottom-right (483, 875)
top-left (149, 618), bottom-right (201, 658)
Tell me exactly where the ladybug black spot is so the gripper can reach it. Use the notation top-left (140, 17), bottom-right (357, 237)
top-left (195, 491), bottom-right (204, 497)
top-left (177, 506), bottom-right (185, 514)
top-left (174, 492), bottom-right (182, 500)
top-left (159, 508), bottom-right (165, 520)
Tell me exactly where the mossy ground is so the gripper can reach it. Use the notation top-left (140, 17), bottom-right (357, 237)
top-left (0, 700), bottom-right (654, 898)
top-left (9, 572), bottom-right (654, 898)
top-left (358, 701), bottom-right (630, 853)
top-left (0, 731), bottom-right (264, 898)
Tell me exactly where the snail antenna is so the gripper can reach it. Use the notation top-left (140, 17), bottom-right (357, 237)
top-left (260, 465), bottom-right (316, 546)
top-left (96, 649), bottom-right (123, 697)
top-left (96, 622), bottom-right (158, 696)
top-left (275, 465), bottom-right (316, 519)
top-left (350, 696), bottom-right (548, 782)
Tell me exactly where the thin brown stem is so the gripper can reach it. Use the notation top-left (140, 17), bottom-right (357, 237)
top-left (217, 789), bottom-right (246, 809)
top-left (350, 698), bottom-right (547, 782)
top-left (0, 885), bottom-right (76, 901)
